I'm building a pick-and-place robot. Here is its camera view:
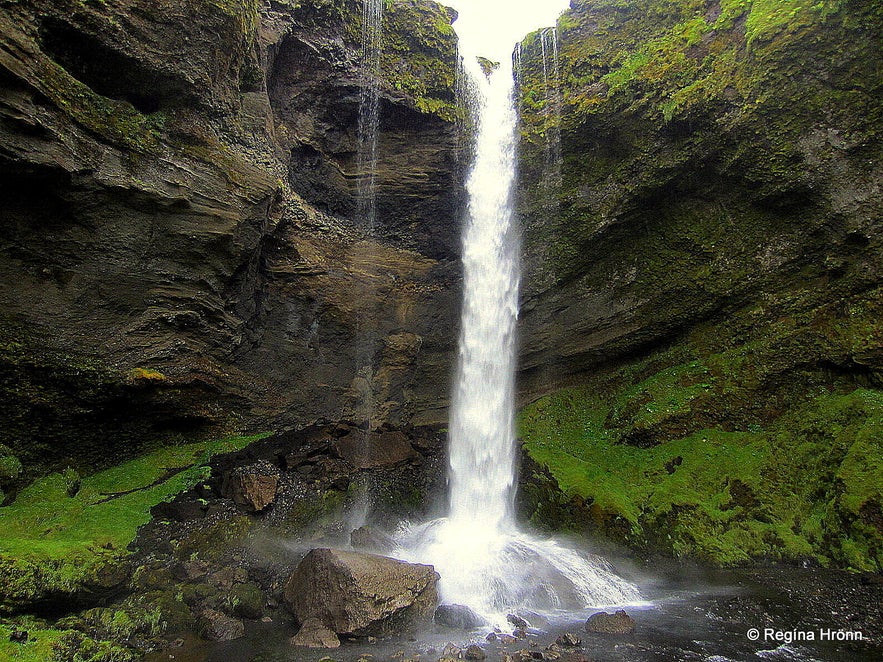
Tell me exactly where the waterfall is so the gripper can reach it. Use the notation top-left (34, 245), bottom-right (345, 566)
top-left (395, 1), bottom-right (640, 621)
top-left (356, 0), bottom-right (382, 231)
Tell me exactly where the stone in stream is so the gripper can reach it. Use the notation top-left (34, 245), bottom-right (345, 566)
top-left (284, 548), bottom-right (438, 636)
top-left (290, 618), bottom-right (341, 648)
top-left (434, 603), bottom-right (485, 629)
top-left (465, 644), bottom-right (487, 660)
top-left (197, 609), bottom-right (245, 641)
top-left (507, 613), bottom-right (529, 629)
top-left (555, 632), bottom-right (582, 647)
top-left (224, 460), bottom-right (280, 512)
top-left (585, 609), bottom-right (636, 635)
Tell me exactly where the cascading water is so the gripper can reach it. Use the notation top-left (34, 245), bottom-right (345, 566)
top-left (395, 1), bottom-right (640, 622)
top-left (356, 0), bottom-right (382, 231)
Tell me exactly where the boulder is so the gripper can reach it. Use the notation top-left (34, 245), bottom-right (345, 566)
top-left (225, 461), bottom-right (280, 512)
top-left (333, 431), bottom-right (419, 470)
top-left (290, 618), bottom-right (341, 648)
top-left (585, 610), bottom-right (635, 635)
top-left (197, 609), bottom-right (245, 641)
top-left (434, 603), bottom-right (485, 629)
top-left (283, 548), bottom-right (439, 636)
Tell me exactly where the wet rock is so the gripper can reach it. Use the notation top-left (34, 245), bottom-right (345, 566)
top-left (555, 633), bottom-right (581, 647)
top-left (224, 460), bottom-right (280, 512)
top-left (507, 613), bottom-right (529, 629)
top-left (198, 609), bottom-right (245, 641)
top-left (283, 548), bottom-right (438, 636)
top-left (434, 604), bottom-right (485, 629)
top-left (333, 431), bottom-right (419, 470)
top-left (499, 634), bottom-right (517, 644)
top-left (465, 644), bottom-right (486, 660)
top-left (351, 526), bottom-right (396, 554)
top-left (229, 582), bottom-right (264, 619)
top-left (512, 628), bottom-right (527, 639)
top-left (290, 618), bottom-right (341, 649)
top-left (441, 643), bottom-right (462, 658)
top-left (585, 610), bottom-right (635, 635)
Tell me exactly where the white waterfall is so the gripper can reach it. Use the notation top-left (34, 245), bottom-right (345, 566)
top-left (394, 1), bottom-right (640, 621)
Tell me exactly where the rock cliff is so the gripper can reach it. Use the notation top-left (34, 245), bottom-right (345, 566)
top-left (515, 0), bottom-right (882, 569)
top-left (0, 0), bottom-right (463, 483)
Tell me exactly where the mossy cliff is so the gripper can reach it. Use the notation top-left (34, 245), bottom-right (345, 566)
top-left (0, 0), bottom-right (462, 485)
top-left (515, 0), bottom-right (882, 569)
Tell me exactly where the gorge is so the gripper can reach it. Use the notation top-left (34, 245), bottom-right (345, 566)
top-left (0, 0), bottom-right (881, 660)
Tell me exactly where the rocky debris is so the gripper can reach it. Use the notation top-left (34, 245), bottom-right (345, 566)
top-left (555, 632), bottom-right (582, 647)
top-left (197, 609), bottom-right (245, 641)
top-left (290, 618), bottom-right (341, 648)
top-left (507, 613), bottom-right (529, 629)
top-left (585, 610), bottom-right (636, 635)
top-left (351, 526), bottom-right (396, 554)
top-left (333, 430), bottom-right (420, 470)
top-left (441, 643), bottom-right (462, 658)
top-left (224, 461), bottom-right (280, 512)
top-left (465, 644), bottom-right (487, 660)
top-left (434, 604), bottom-right (485, 629)
top-left (283, 548), bottom-right (438, 636)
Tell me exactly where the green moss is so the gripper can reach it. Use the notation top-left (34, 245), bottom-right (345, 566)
top-left (0, 434), bottom-right (268, 612)
top-left (520, 382), bottom-right (883, 569)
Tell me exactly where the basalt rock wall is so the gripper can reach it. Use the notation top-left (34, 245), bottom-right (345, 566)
top-left (0, 0), bottom-right (463, 484)
top-left (515, 0), bottom-right (883, 569)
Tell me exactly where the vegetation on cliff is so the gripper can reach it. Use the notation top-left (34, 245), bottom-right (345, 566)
top-left (515, 0), bottom-right (882, 569)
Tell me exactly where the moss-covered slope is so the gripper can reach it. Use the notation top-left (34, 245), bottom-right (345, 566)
top-left (515, 0), bottom-right (882, 569)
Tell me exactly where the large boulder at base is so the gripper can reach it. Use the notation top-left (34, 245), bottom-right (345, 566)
top-left (284, 548), bottom-right (438, 636)
top-left (585, 610), bottom-right (636, 635)
top-left (290, 618), bottom-right (341, 648)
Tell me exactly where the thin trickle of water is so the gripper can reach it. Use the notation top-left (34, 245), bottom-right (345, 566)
top-left (356, 0), bottom-right (383, 231)
top-left (540, 27), bottom-right (563, 208)
top-left (395, 5), bottom-right (640, 620)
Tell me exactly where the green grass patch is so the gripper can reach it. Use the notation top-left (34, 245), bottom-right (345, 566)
top-left (0, 434), bottom-right (268, 612)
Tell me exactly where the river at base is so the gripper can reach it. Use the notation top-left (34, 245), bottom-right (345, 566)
top-left (145, 563), bottom-right (883, 662)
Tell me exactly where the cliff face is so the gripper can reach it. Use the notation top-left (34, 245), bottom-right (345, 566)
top-left (0, 0), bottom-right (462, 482)
top-left (515, 0), bottom-right (883, 569)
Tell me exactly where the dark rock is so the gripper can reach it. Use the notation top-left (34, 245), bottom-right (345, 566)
top-left (9, 629), bottom-right (28, 643)
top-left (507, 614), bottom-right (529, 629)
top-left (465, 644), bottom-right (487, 660)
top-left (224, 460), bottom-right (280, 512)
top-left (290, 618), bottom-right (341, 649)
top-left (585, 610), bottom-right (636, 635)
top-left (351, 526), bottom-right (396, 554)
top-left (486, 632), bottom-right (497, 641)
top-left (198, 609), bottom-right (245, 642)
top-left (555, 633), bottom-right (581, 647)
top-left (434, 604), bottom-right (485, 630)
top-left (283, 548), bottom-right (438, 636)
top-left (512, 629), bottom-right (528, 639)
top-left (333, 431), bottom-right (419, 470)
top-left (229, 582), bottom-right (264, 620)
top-left (499, 634), bottom-right (517, 644)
